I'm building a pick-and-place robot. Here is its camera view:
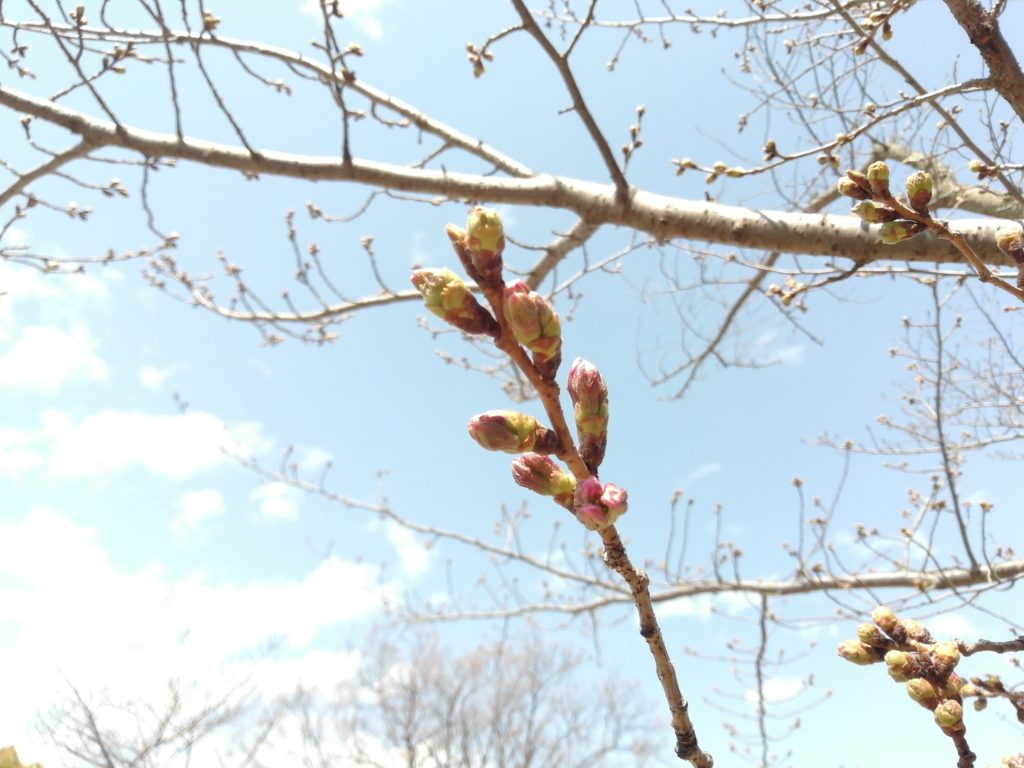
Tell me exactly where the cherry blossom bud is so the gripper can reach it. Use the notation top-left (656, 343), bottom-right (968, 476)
top-left (851, 200), bottom-right (900, 223)
top-left (567, 357), bottom-right (609, 473)
top-left (511, 453), bottom-right (575, 507)
top-left (933, 699), bottom-right (964, 729)
top-left (930, 641), bottom-right (961, 678)
top-left (837, 639), bottom-right (885, 665)
top-left (898, 618), bottom-right (933, 643)
top-left (468, 411), bottom-right (554, 454)
top-left (465, 206), bottom-right (505, 285)
top-left (867, 161), bottom-right (891, 197)
top-left (838, 177), bottom-right (871, 200)
top-left (845, 169), bottom-right (872, 195)
top-left (503, 282), bottom-right (562, 377)
top-left (879, 220), bottom-right (927, 244)
top-left (996, 225), bottom-right (1024, 289)
top-left (411, 268), bottom-right (499, 337)
top-left (906, 678), bottom-right (939, 707)
top-left (884, 649), bottom-right (919, 682)
top-left (905, 170), bottom-right (933, 214)
top-left (572, 476), bottom-right (628, 530)
top-left (872, 605), bottom-right (898, 635)
top-left (856, 622), bottom-right (885, 646)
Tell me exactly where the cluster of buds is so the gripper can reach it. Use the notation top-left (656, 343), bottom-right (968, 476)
top-left (572, 476), bottom-right (628, 530)
top-left (567, 358), bottom-right (608, 474)
top-left (838, 606), bottom-right (969, 736)
top-left (416, 208), bottom-right (629, 534)
top-left (840, 161), bottom-right (932, 244)
top-left (410, 267), bottom-right (499, 337)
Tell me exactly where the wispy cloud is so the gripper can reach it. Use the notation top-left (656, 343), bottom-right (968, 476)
top-left (299, 0), bottom-right (387, 39)
top-left (0, 325), bottom-right (108, 391)
top-left (0, 409), bottom-right (270, 480)
top-left (686, 462), bottom-right (722, 482)
top-left (171, 489), bottom-right (226, 534)
top-left (250, 481), bottom-right (302, 522)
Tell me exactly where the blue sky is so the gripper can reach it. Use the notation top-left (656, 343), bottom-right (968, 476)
top-left (2, 1), bottom-right (1023, 766)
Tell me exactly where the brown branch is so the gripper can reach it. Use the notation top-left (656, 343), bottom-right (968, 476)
top-left (944, 0), bottom-right (1024, 123)
top-left (0, 83), bottom-right (1014, 268)
top-left (959, 635), bottom-right (1024, 656)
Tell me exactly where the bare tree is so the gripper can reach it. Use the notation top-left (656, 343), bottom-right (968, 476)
top-left (2, 1), bottom-right (1024, 766)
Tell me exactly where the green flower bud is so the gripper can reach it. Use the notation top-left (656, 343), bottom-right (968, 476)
top-left (884, 649), bottom-right (918, 682)
top-left (466, 206), bottom-right (505, 256)
top-left (411, 268), bottom-right (499, 337)
top-left (879, 220), bottom-right (927, 244)
top-left (837, 639), bottom-right (885, 665)
top-left (511, 453), bottom-right (575, 507)
top-left (995, 226), bottom-right (1024, 288)
top-left (851, 200), bottom-right (901, 223)
top-left (857, 622), bottom-right (886, 646)
top-left (567, 357), bottom-right (610, 474)
top-left (906, 678), bottom-right (939, 706)
top-left (468, 410), bottom-right (551, 454)
top-left (838, 177), bottom-right (871, 200)
top-left (872, 605), bottom-right (899, 635)
top-left (845, 169), bottom-right (872, 194)
top-left (905, 170), bottom-right (933, 214)
top-left (933, 699), bottom-right (963, 729)
top-left (898, 618), bottom-right (933, 643)
top-left (931, 641), bottom-right (961, 677)
top-left (867, 161), bottom-right (891, 197)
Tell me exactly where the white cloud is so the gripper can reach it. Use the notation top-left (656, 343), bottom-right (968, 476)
top-left (139, 364), bottom-right (173, 390)
top-left (686, 462), bottom-right (722, 482)
top-left (171, 489), bottom-right (226, 534)
top-left (0, 324), bottom-right (108, 391)
top-left (0, 259), bottom-right (111, 341)
top-left (385, 522), bottom-right (431, 576)
top-left (250, 482), bottom-right (301, 522)
top-left (0, 509), bottom-right (393, 763)
top-left (744, 675), bottom-right (804, 704)
top-left (300, 0), bottom-right (386, 39)
top-left (0, 409), bottom-right (269, 480)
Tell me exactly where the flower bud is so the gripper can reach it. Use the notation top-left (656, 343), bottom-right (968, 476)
top-left (879, 220), bottom-right (927, 244)
top-left (851, 200), bottom-right (901, 223)
top-left (930, 641), bottom-right (961, 678)
top-left (904, 170), bottom-right (933, 214)
top-left (572, 476), bottom-right (628, 530)
top-left (933, 699), bottom-right (964, 729)
top-left (872, 605), bottom-right (899, 635)
top-left (898, 618), bottom-right (933, 644)
top-left (996, 225), bottom-right (1024, 289)
top-left (867, 161), bottom-right (891, 197)
top-left (856, 622), bottom-right (886, 646)
top-left (906, 678), bottom-right (939, 707)
top-left (884, 649), bottom-right (918, 682)
top-left (411, 268), bottom-right (499, 337)
top-left (567, 357), bottom-right (609, 473)
top-left (838, 177), bottom-right (871, 200)
top-left (464, 207), bottom-right (505, 285)
top-left (511, 453), bottom-right (575, 506)
top-left (503, 282), bottom-right (563, 376)
top-left (845, 169), bottom-right (872, 194)
top-left (837, 639), bottom-right (885, 665)
top-left (468, 411), bottom-right (552, 454)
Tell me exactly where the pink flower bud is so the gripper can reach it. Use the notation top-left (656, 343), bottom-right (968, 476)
top-left (571, 476), bottom-right (628, 530)
top-left (511, 453), bottom-right (576, 501)
top-left (504, 282), bottom-right (562, 358)
top-left (468, 410), bottom-right (545, 453)
top-left (567, 358), bottom-right (609, 473)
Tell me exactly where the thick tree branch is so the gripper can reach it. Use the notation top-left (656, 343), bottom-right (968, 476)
top-left (0, 83), bottom-right (1014, 270)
